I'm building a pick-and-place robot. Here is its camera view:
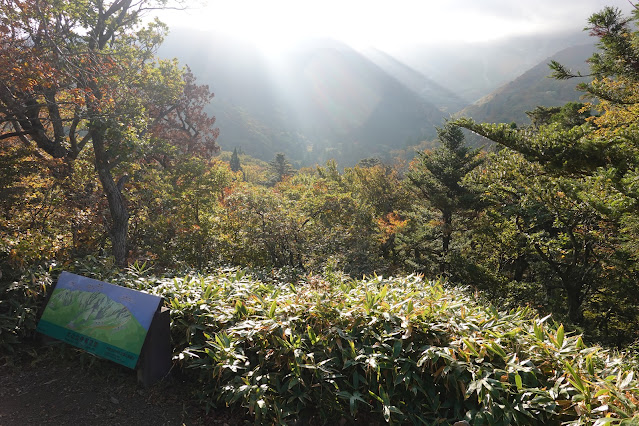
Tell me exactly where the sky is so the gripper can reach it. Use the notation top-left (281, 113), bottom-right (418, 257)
top-left (155, 0), bottom-right (635, 54)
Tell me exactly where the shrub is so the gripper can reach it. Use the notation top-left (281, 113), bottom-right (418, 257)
top-left (139, 271), bottom-right (639, 425)
top-left (0, 263), bottom-right (55, 360)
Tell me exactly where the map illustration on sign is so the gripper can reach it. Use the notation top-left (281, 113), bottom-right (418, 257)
top-left (37, 272), bottom-right (162, 369)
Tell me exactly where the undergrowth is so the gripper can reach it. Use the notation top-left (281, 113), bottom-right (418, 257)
top-left (2, 261), bottom-right (638, 425)
top-left (144, 270), bottom-right (639, 425)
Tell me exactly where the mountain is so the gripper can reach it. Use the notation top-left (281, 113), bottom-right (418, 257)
top-left (456, 43), bottom-right (595, 126)
top-left (390, 31), bottom-right (592, 103)
top-left (159, 30), bottom-right (448, 166)
top-left (360, 48), bottom-right (468, 114)
top-left (159, 28), bottom-right (596, 164)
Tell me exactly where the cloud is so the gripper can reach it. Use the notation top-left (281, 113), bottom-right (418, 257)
top-left (155, 0), bottom-right (636, 49)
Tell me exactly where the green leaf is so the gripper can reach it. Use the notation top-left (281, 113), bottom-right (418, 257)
top-left (268, 300), bottom-right (277, 319)
top-left (593, 418), bottom-right (617, 426)
top-left (350, 391), bottom-right (371, 416)
top-left (368, 390), bottom-right (383, 403)
top-left (393, 340), bottom-right (402, 358)
top-left (307, 325), bottom-right (318, 345)
top-left (556, 324), bottom-right (564, 348)
top-left (564, 361), bottom-right (586, 393)
top-left (487, 342), bottom-right (507, 358)
top-left (620, 371), bottom-right (634, 390)
top-left (515, 373), bottom-right (523, 391)
top-left (587, 354), bottom-right (595, 377)
top-left (463, 338), bottom-right (480, 357)
top-left (534, 322), bottom-right (544, 342)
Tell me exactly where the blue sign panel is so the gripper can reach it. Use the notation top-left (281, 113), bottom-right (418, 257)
top-left (37, 272), bottom-right (162, 369)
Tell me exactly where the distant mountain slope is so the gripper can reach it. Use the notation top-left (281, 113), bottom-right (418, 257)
top-left (360, 48), bottom-right (468, 114)
top-left (160, 30), bottom-right (447, 166)
top-left (392, 31), bottom-right (592, 103)
top-left (456, 43), bottom-right (595, 125)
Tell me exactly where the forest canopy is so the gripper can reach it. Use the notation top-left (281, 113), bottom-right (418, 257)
top-left (2, 0), bottom-right (639, 345)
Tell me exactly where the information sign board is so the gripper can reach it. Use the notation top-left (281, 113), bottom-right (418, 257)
top-left (37, 271), bottom-right (162, 369)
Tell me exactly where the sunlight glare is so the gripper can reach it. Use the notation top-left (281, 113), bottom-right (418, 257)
top-left (155, 0), bottom-right (611, 55)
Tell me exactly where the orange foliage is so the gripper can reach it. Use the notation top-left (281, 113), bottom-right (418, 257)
top-left (377, 212), bottom-right (407, 243)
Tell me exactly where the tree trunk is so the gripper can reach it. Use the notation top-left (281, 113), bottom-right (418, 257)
top-left (513, 255), bottom-right (528, 281)
top-left (440, 210), bottom-right (452, 275)
top-left (564, 279), bottom-right (584, 323)
top-left (91, 126), bottom-right (129, 267)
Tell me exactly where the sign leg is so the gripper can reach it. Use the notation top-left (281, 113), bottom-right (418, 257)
top-left (137, 307), bottom-right (172, 387)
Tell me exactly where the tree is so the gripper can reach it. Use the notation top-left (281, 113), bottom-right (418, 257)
top-left (267, 152), bottom-right (295, 185)
top-left (283, 164), bottom-right (387, 274)
top-left (526, 102), bottom-right (591, 129)
top-left (453, 5), bottom-right (639, 337)
top-left (342, 162), bottom-right (409, 265)
top-left (467, 149), bottom-right (624, 323)
top-left (356, 157), bottom-right (382, 168)
top-left (129, 156), bottom-right (232, 268)
top-left (0, 0), bottom-right (219, 266)
top-left (405, 123), bottom-right (483, 274)
top-left (230, 147), bottom-right (242, 172)
top-left (216, 183), bottom-right (307, 269)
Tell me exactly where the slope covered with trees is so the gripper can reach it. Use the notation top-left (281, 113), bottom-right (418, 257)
top-left (457, 44), bottom-right (594, 125)
top-left (157, 28), bottom-right (599, 165)
top-left (394, 31), bottom-right (592, 104)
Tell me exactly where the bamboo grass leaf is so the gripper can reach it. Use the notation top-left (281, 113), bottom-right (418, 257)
top-left (515, 373), bottom-right (523, 391)
top-left (556, 325), bottom-right (565, 349)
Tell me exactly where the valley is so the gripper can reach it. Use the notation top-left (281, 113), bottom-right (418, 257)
top-left (160, 28), bottom-right (594, 165)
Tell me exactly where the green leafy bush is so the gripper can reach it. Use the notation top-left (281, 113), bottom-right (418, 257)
top-left (0, 263), bottom-right (55, 359)
top-left (139, 271), bottom-right (639, 425)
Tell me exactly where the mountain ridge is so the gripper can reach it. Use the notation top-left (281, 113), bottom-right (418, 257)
top-left (159, 28), bottom-right (596, 164)
top-left (456, 43), bottom-right (595, 126)
top-left (160, 30), bottom-right (448, 165)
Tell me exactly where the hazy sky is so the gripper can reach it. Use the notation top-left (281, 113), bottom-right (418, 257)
top-left (156, 0), bottom-right (635, 53)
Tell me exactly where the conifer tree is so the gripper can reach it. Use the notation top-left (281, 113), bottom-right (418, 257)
top-left (230, 148), bottom-right (242, 172)
top-left (268, 153), bottom-right (295, 184)
top-left (406, 123), bottom-right (483, 274)
top-left (454, 5), bottom-right (639, 330)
